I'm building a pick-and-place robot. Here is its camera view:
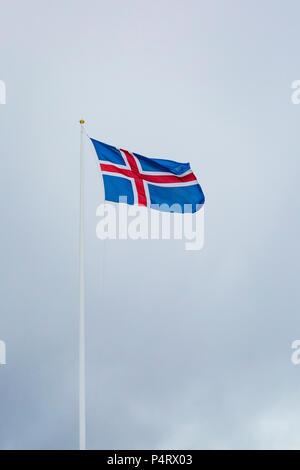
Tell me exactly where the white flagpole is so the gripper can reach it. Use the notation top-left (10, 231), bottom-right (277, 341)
top-left (79, 119), bottom-right (86, 450)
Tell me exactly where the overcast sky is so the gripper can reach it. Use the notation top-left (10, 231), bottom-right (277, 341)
top-left (1, 0), bottom-right (300, 450)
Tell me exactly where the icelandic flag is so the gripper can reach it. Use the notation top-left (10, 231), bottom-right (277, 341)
top-left (91, 138), bottom-right (205, 213)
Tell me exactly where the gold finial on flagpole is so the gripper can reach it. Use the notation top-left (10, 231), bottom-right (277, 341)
top-left (79, 119), bottom-right (85, 124)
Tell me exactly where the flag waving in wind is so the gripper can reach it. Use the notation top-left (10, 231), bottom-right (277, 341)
top-left (91, 138), bottom-right (205, 213)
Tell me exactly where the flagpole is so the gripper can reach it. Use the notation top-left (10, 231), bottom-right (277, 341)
top-left (79, 119), bottom-right (86, 450)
